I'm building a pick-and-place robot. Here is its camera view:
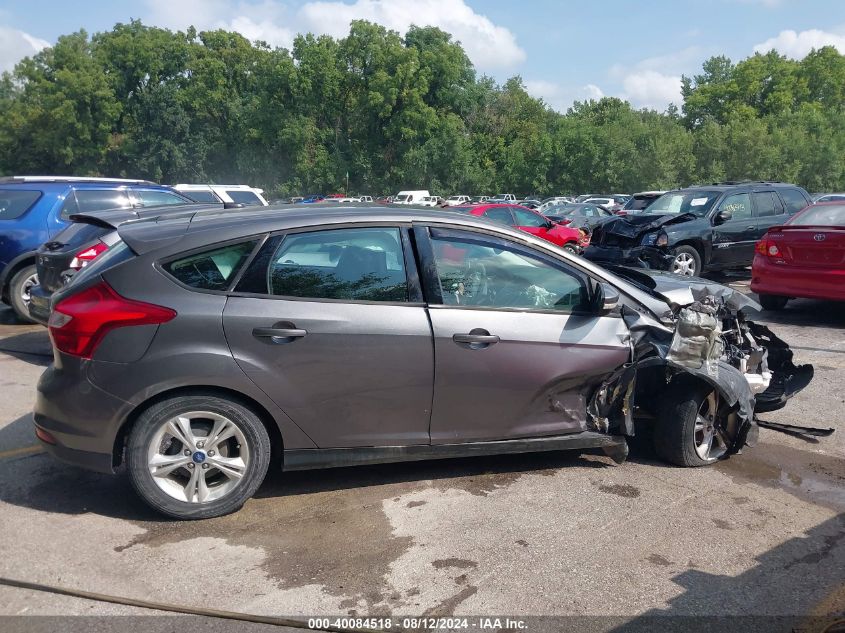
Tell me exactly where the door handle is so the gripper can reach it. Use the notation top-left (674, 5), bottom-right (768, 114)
top-left (745, 225), bottom-right (756, 230)
top-left (453, 329), bottom-right (500, 349)
top-left (253, 327), bottom-right (307, 343)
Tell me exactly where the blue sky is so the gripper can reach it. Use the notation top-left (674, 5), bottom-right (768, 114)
top-left (2, 0), bottom-right (845, 111)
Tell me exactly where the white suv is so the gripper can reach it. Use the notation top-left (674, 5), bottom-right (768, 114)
top-left (445, 195), bottom-right (471, 206)
top-left (173, 184), bottom-right (268, 206)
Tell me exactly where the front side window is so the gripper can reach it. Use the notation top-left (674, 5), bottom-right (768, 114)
top-left (74, 189), bottom-right (133, 213)
top-left (718, 193), bottom-right (752, 221)
top-left (164, 241), bottom-right (257, 290)
top-left (0, 189), bottom-right (42, 220)
top-left (512, 208), bottom-right (547, 227)
top-left (429, 231), bottom-right (589, 312)
top-left (226, 190), bottom-right (262, 205)
top-left (136, 190), bottom-right (189, 207)
top-left (239, 227), bottom-right (408, 302)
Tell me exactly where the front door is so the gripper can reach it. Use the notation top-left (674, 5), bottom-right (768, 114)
top-left (223, 226), bottom-right (433, 448)
top-left (417, 226), bottom-right (631, 444)
top-left (711, 192), bottom-right (758, 266)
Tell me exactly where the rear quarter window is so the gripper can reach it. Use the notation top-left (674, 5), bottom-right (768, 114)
top-left (225, 190), bottom-right (262, 205)
top-left (779, 188), bottom-right (811, 214)
top-left (0, 189), bottom-right (42, 220)
top-left (163, 241), bottom-right (257, 291)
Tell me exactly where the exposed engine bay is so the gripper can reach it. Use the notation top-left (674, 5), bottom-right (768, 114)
top-left (587, 272), bottom-right (818, 457)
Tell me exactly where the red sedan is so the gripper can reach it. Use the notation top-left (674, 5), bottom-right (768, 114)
top-left (751, 202), bottom-right (845, 310)
top-left (451, 204), bottom-right (589, 253)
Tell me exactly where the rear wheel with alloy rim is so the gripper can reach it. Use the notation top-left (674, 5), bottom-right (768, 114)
top-left (563, 243), bottom-right (579, 255)
top-left (670, 246), bottom-right (701, 277)
top-left (127, 395), bottom-right (271, 519)
top-left (759, 294), bottom-right (788, 310)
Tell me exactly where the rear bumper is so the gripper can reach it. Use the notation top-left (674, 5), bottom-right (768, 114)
top-left (27, 284), bottom-right (51, 326)
top-left (751, 255), bottom-right (845, 301)
top-left (34, 362), bottom-right (134, 474)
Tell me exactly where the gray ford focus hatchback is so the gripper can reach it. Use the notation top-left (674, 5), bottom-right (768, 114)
top-left (34, 205), bottom-right (811, 519)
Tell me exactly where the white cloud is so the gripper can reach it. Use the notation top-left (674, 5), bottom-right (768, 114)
top-left (753, 27), bottom-right (845, 58)
top-left (0, 25), bottom-right (50, 73)
top-left (143, 0), bottom-right (524, 71)
top-left (621, 70), bottom-right (682, 110)
top-left (524, 79), bottom-right (603, 112)
top-left (297, 0), bottom-right (524, 70)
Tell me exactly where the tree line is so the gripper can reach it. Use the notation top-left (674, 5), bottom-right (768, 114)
top-left (1, 19), bottom-right (844, 197)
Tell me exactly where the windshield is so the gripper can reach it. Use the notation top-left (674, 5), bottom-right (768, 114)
top-left (790, 204), bottom-right (845, 226)
top-left (646, 190), bottom-right (720, 216)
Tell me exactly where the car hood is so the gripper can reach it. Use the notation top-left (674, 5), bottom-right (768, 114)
top-left (604, 265), bottom-right (761, 312)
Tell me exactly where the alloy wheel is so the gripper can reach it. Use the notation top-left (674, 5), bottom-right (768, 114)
top-left (693, 392), bottom-right (727, 461)
top-left (20, 272), bottom-right (38, 305)
top-left (671, 252), bottom-right (697, 276)
top-left (147, 411), bottom-right (250, 504)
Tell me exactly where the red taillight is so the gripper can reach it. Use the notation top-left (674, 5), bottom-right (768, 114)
top-left (755, 238), bottom-right (781, 257)
top-left (48, 281), bottom-right (176, 359)
top-left (69, 241), bottom-right (108, 270)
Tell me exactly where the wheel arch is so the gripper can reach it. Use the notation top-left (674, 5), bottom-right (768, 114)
top-left (113, 385), bottom-right (285, 470)
top-left (0, 251), bottom-right (38, 300)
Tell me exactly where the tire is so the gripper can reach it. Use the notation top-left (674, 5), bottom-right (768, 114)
top-left (8, 264), bottom-right (38, 323)
top-left (670, 246), bottom-right (701, 277)
top-left (563, 243), bottom-right (579, 255)
top-left (653, 383), bottom-right (729, 467)
top-left (127, 394), bottom-right (272, 519)
top-left (759, 294), bottom-right (788, 311)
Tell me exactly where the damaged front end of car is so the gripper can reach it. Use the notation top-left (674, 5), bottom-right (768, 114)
top-left (586, 279), bottom-right (815, 461)
top-left (583, 213), bottom-right (695, 271)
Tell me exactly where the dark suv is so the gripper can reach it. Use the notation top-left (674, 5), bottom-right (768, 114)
top-left (0, 177), bottom-right (194, 321)
top-left (585, 182), bottom-right (812, 276)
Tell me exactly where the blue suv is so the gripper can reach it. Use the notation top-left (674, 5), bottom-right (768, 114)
top-left (0, 177), bottom-right (194, 322)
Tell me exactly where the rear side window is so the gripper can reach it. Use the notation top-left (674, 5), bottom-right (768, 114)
top-left (181, 190), bottom-right (220, 203)
top-left (483, 208), bottom-right (514, 225)
top-left (779, 188), bottom-right (811, 214)
top-left (226, 190), bottom-right (262, 205)
top-left (512, 208), bottom-right (546, 227)
top-left (164, 241), bottom-right (257, 291)
top-left (135, 190), bottom-right (188, 207)
top-left (74, 190), bottom-right (132, 213)
top-left (237, 227), bottom-right (408, 302)
top-left (752, 192), bottom-right (779, 217)
top-left (0, 189), bottom-right (41, 219)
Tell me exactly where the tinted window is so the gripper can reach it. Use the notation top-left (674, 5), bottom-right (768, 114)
top-left (719, 193), bottom-right (752, 221)
top-left (512, 208), bottom-right (546, 227)
top-left (74, 189), bottom-right (132, 213)
top-left (752, 192), bottom-right (778, 217)
top-left (180, 190), bottom-right (220, 203)
top-left (243, 228), bottom-right (408, 302)
top-left (430, 231), bottom-right (589, 312)
top-left (0, 189), bottom-right (42, 220)
top-left (164, 242), bottom-right (256, 291)
top-left (226, 190), bottom-right (262, 205)
top-left (483, 208), bottom-right (514, 225)
top-left (790, 204), bottom-right (845, 226)
top-left (136, 190), bottom-right (188, 207)
top-left (780, 188), bottom-right (811, 214)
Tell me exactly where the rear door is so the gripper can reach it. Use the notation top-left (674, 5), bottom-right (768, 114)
top-left (223, 225), bottom-right (434, 448)
top-left (710, 192), bottom-right (757, 266)
top-left (417, 226), bottom-right (630, 444)
top-left (751, 190), bottom-right (788, 240)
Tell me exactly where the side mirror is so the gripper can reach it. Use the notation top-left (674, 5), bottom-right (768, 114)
top-left (598, 282), bottom-right (620, 314)
top-left (714, 209), bottom-right (732, 224)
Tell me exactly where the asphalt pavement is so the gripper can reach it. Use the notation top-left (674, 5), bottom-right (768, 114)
top-left (0, 281), bottom-right (842, 632)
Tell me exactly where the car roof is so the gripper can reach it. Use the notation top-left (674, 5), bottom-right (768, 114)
top-left (672, 181), bottom-right (803, 193)
top-left (0, 176), bottom-right (156, 184)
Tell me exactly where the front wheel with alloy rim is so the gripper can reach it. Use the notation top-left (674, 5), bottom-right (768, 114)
top-left (127, 395), bottom-right (271, 519)
top-left (8, 264), bottom-right (38, 323)
top-left (653, 384), bottom-right (732, 467)
top-left (563, 243), bottom-right (579, 255)
top-left (670, 246), bottom-right (701, 277)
